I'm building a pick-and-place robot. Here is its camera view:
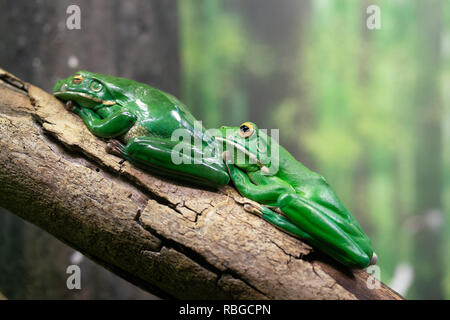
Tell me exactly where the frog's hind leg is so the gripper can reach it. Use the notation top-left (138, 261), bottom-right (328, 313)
top-left (246, 201), bottom-right (377, 267)
top-left (277, 193), bottom-right (375, 268)
top-left (116, 136), bottom-right (230, 188)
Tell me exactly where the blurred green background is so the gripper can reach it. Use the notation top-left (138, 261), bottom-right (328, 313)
top-left (179, 0), bottom-right (448, 300)
top-left (0, 0), bottom-right (448, 299)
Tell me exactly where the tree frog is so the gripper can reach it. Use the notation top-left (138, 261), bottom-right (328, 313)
top-left (216, 122), bottom-right (376, 268)
top-left (53, 71), bottom-right (229, 188)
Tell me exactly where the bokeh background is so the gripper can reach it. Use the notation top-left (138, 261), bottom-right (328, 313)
top-left (0, 0), bottom-right (448, 299)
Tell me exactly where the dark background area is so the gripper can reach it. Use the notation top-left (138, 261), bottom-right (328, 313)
top-left (0, 0), bottom-right (180, 299)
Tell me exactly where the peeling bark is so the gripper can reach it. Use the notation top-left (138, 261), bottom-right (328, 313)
top-left (0, 69), bottom-right (403, 300)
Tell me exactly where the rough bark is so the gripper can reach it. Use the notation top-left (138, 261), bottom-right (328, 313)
top-left (0, 0), bottom-right (178, 299)
top-left (0, 69), bottom-right (403, 300)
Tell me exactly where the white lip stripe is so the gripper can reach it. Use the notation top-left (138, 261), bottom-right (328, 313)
top-left (214, 136), bottom-right (262, 167)
top-left (54, 91), bottom-right (102, 102)
top-left (54, 91), bottom-right (115, 105)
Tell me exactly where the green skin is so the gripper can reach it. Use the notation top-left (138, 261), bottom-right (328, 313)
top-left (53, 71), bottom-right (229, 188)
top-left (216, 122), bottom-right (376, 268)
top-left (53, 72), bottom-right (374, 268)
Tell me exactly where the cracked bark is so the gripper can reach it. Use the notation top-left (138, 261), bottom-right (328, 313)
top-left (0, 68), bottom-right (403, 300)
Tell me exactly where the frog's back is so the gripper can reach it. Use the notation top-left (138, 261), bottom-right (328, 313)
top-left (90, 72), bottom-right (189, 114)
top-left (130, 84), bottom-right (199, 133)
top-left (96, 73), bottom-right (199, 135)
top-left (135, 85), bottom-right (197, 123)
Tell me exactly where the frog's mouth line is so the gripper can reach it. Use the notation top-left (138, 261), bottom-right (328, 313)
top-left (214, 136), bottom-right (262, 167)
top-left (54, 90), bottom-right (116, 106)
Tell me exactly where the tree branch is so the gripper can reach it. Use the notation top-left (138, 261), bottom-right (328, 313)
top-left (0, 68), bottom-right (403, 300)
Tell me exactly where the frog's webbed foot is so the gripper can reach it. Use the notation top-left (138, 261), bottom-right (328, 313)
top-left (242, 200), bottom-right (265, 218)
top-left (241, 199), bottom-right (280, 218)
top-left (222, 151), bottom-right (234, 177)
top-left (222, 150), bottom-right (231, 162)
top-left (64, 100), bottom-right (76, 112)
top-left (106, 139), bottom-right (125, 157)
top-left (230, 194), bottom-right (261, 215)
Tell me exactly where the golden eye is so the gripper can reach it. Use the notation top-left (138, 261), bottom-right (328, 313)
top-left (239, 122), bottom-right (254, 138)
top-left (90, 81), bottom-right (103, 92)
top-left (72, 75), bottom-right (84, 84)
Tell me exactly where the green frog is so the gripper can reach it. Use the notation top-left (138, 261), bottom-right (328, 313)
top-left (216, 122), bottom-right (376, 268)
top-left (53, 71), bottom-right (229, 188)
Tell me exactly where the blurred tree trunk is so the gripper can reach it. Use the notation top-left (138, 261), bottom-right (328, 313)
top-left (413, 0), bottom-right (444, 299)
top-left (0, 0), bottom-right (179, 299)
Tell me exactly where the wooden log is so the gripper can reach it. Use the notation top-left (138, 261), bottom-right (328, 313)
top-left (0, 68), bottom-right (403, 300)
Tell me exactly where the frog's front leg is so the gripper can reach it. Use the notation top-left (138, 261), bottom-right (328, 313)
top-left (224, 161), bottom-right (294, 204)
top-left (72, 104), bottom-right (136, 138)
top-left (277, 193), bottom-right (376, 268)
top-left (107, 136), bottom-right (230, 188)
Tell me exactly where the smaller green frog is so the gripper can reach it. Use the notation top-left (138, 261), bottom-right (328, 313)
top-left (53, 71), bottom-right (229, 188)
top-left (216, 122), bottom-right (376, 268)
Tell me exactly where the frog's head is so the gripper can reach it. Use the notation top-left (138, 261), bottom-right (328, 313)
top-left (216, 122), bottom-right (277, 174)
top-left (53, 71), bottom-right (120, 109)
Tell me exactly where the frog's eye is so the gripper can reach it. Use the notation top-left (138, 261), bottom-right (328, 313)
top-left (90, 81), bottom-right (103, 92)
top-left (239, 122), bottom-right (254, 138)
top-left (72, 74), bottom-right (84, 84)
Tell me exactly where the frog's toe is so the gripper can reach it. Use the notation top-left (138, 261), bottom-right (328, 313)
top-left (370, 252), bottom-right (378, 266)
top-left (106, 139), bottom-right (125, 157)
top-left (222, 151), bottom-right (232, 163)
top-left (64, 100), bottom-right (76, 112)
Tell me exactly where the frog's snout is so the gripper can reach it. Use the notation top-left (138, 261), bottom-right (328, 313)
top-left (53, 79), bottom-right (67, 93)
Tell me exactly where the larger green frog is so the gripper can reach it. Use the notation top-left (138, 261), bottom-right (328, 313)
top-left (216, 122), bottom-right (376, 268)
top-left (53, 71), bottom-right (229, 188)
